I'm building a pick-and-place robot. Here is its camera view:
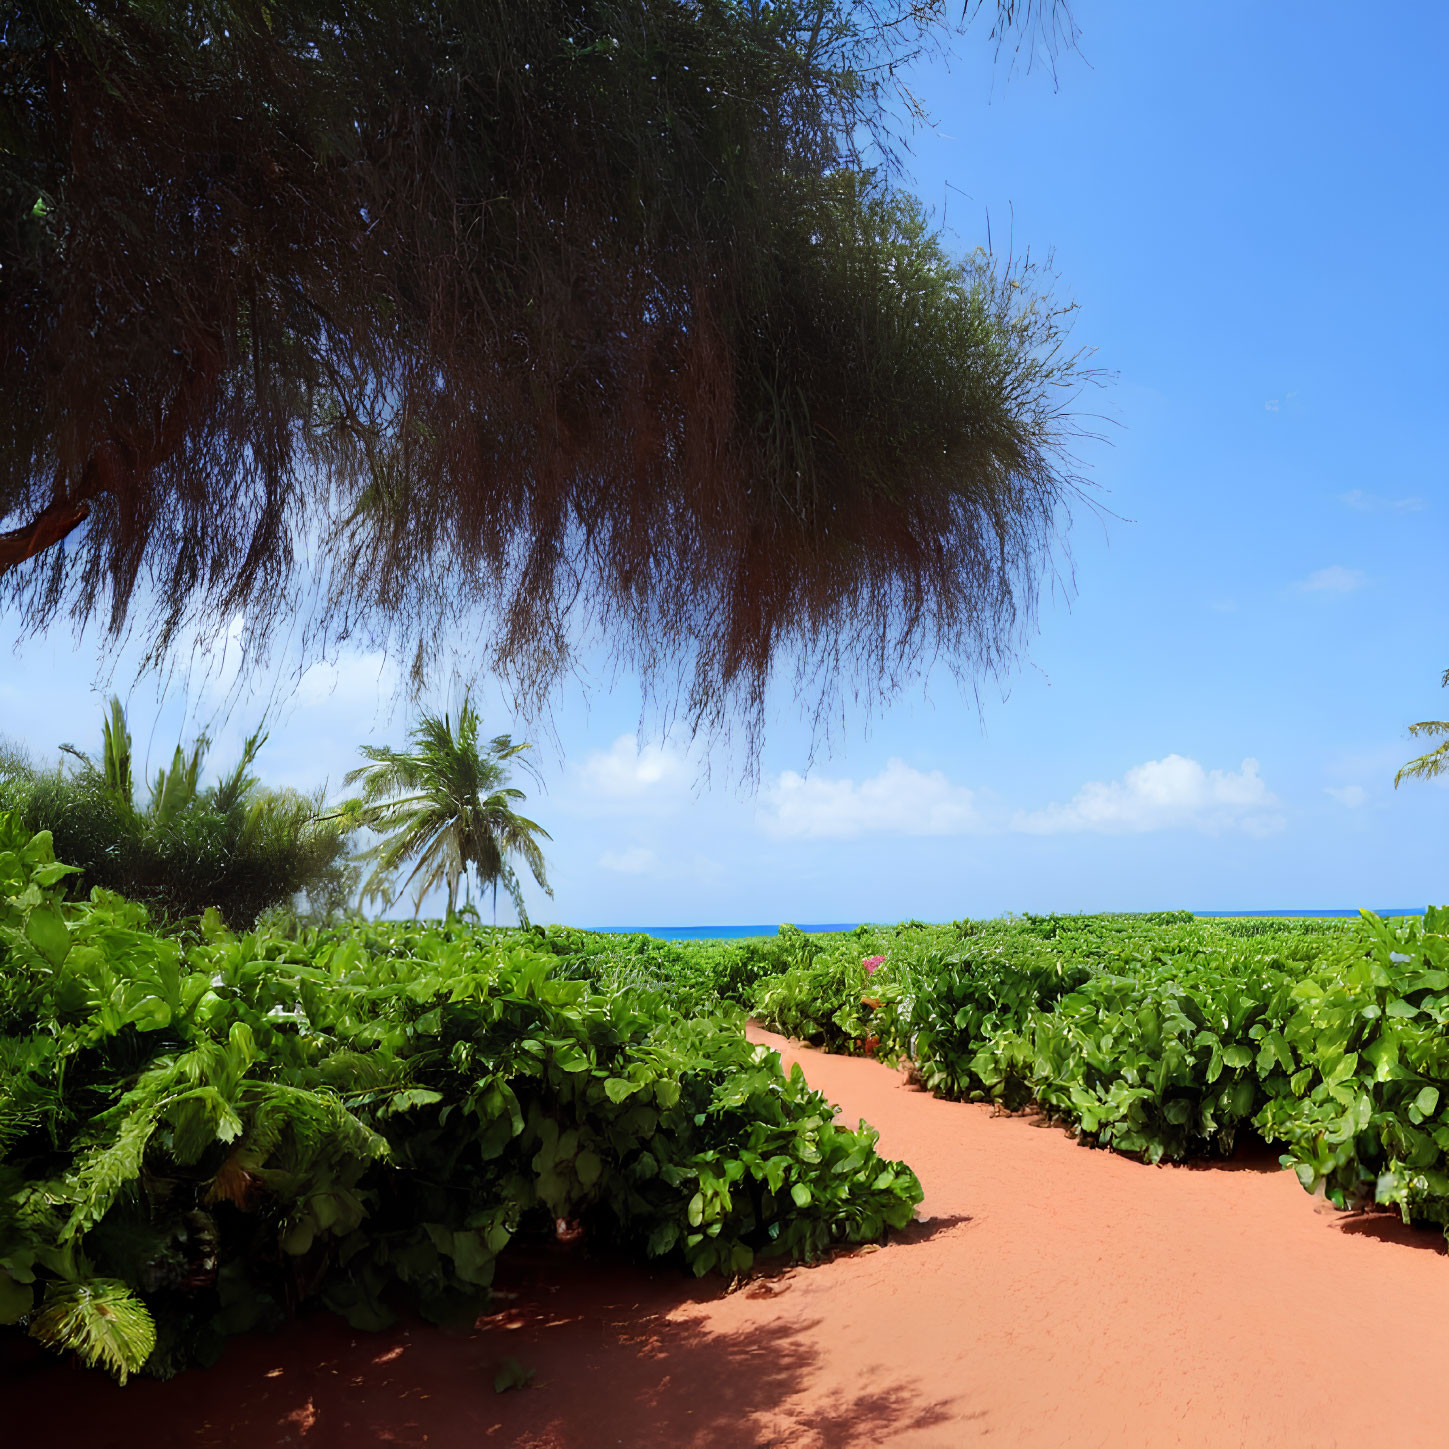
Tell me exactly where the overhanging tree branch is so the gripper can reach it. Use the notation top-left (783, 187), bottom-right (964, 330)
top-left (0, 494), bottom-right (92, 572)
top-left (1, 1), bottom-right (1092, 753)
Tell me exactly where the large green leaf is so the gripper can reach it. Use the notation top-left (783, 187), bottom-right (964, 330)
top-left (24, 902), bottom-right (71, 966)
top-left (0, 1269), bottom-right (34, 1324)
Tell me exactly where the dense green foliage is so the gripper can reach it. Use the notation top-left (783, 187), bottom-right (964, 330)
top-left (9, 791), bottom-right (1447, 1387)
top-left (540, 926), bottom-right (788, 1015)
top-left (0, 701), bottom-right (347, 928)
top-left (738, 908), bottom-right (1449, 1236)
top-left (1255, 913), bottom-right (1449, 1227)
top-left (0, 819), bottom-right (920, 1382)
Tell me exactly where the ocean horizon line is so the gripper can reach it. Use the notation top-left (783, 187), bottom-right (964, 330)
top-left (582, 909), bottom-right (1430, 941)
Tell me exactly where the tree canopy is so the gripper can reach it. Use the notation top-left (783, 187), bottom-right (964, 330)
top-left (1, 0), bottom-right (1090, 744)
top-left (0, 698), bottom-right (348, 925)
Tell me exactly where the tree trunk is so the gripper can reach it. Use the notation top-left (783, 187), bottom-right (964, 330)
top-left (0, 345), bottom-right (222, 578)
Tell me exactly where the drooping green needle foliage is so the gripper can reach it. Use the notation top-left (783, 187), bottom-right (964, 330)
top-left (1395, 668), bottom-right (1449, 788)
top-left (333, 701), bottom-right (551, 924)
top-left (0, 1), bottom-right (1089, 745)
top-left (0, 698), bottom-right (347, 927)
top-left (0, 817), bottom-right (922, 1381)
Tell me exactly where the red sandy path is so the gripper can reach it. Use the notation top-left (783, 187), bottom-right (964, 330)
top-left (9, 1025), bottom-right (1449, 1448)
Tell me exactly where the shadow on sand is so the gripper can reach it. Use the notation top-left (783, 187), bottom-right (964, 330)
top-left (1333, 1211), bottom-right (1448, 1255)
top-left (8, 1239), bottom-right (958, 1449)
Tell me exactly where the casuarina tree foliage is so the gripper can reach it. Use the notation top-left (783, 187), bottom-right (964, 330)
top-left (0, 1), bottom-right (1090, 744)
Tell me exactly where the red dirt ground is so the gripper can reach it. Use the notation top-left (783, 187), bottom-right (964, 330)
top-left (9, 1025), bottom-right (1448, 1448)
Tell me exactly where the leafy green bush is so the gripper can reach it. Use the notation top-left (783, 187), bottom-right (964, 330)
top-left (708, 908), bottom-right (1449, 1239)
top-left (0, 819), bottom-right (921, 1382)
top-left (881, 939), bottom-right (1091, 1103)
top-left (583, 908), bottom-right (1449, 1235)
top-left (750, 926), bottom-right (878, 1048)
top-left (543, 926), bottom-right (788, 1013)
top-left (977, 947), bottom-right (1302, 1161)
top-left (1197, 916), bottom-right (1362, 940)
top-left (0, 700), bottom-right (349, 929)
top-left (1257, 908), bottom-right (1449, 1224)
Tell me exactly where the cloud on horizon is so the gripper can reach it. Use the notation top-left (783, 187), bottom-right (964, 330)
top-left (1013, 755), bottom-right (1283, 837)
top-left (1339, 489), bottom-right (1424, 513)
top-left (1294, 565), bottom-right (1366, 595)
top-left (758, 758), bottom-right (981, 840)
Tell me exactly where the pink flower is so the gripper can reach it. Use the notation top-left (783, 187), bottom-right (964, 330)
top-left (862, 955), bottom-right (885, 975)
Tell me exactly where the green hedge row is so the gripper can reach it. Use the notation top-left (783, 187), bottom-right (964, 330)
top-left (0, 821), bottom-right (920, 1382)
top-left (740, 909), bottom-right (1449, 1233)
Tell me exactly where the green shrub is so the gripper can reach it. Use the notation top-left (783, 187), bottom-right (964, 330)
top-left (1257, 908), bottom-right (1449, 1224)
top-left (978, 947), bottom-right (1302, 1161)
top-left (0, 819), bottom-right (921, 1381)
top-left (750, 926), bottom-right (877, 1048)
top-left (1200, 916), bottom-right (1362, 940)
top-left (542, 926), bottom-right (788, 1013)
top-left (0, 700), bottom-right (348, 929)
top-left (710, 907), bottom-right (1449, 1240)
top-left (881, 939), bottom-right (1091, 1103)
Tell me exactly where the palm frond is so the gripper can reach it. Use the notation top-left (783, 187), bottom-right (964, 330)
top-left (100, 697), bottom-right (134, 801)
top-left (149, 736), bottom-right (208, 824)
top-left (1396, 671), bottom-right (1449, 788)
top-left (212, 727), bottom-right (268, 815)
top-left (29, 1279), bottom-right (157, 1384)
top-left (1396, 729), bottom-right (1449, 787)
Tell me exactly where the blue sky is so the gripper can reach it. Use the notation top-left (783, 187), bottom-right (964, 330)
top-left (2, 2), bottom-right (1445, 924)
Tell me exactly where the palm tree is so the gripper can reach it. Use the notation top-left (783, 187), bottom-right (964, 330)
top-left (338, 701), bottom-right (552, 926)
top-left (1396, 669), bottom-right (1449, 788)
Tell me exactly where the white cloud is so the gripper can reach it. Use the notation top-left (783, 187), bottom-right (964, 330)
top-left (598, 846), bottom-right (657, 874)
top-left (1324, 784), bottom-right (1368, 808)
top-left (758, 757), bottom-right (981, 840)
top-left (579, 736), bottom-right (686, 794)
top-left (1264, 399), bottom-right (1280, 412)
top-left (1339, 490), bottom-right (1424, 514)
top-left (568, 736), bottom-right (692, 817)
top-left (1294, 565), bottom-right (1366, 595)
top-left (1013, 755), bottom-right (1283, 837)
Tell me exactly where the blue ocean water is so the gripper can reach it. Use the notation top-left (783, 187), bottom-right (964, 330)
top-left (587, 923), bottom-right (858, 941)
top-left (591, 910), bottom-right (1428, 941)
